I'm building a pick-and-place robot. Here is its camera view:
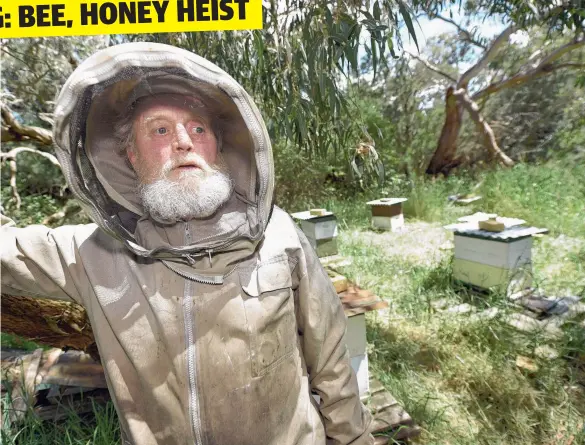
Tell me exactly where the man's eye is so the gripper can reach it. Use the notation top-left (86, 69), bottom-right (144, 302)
top-left (155, 127), bottom-right (168, 135)
top-left (193, 126), bottom-right (205, 134)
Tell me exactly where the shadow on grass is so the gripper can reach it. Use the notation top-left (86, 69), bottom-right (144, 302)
top-left (366, 309), bottom-right (585, 444)
top-left (365, 320), bottom-right (453, 434)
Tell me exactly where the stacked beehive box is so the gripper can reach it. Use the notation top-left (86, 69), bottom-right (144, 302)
top-left (341, 286), bottom-right (388, 396)
top-left (445, 214), bottom-right (548, 291)
top-left (325, 270), bottom-right (388, 397)
top-left (291, 209), bottom-right (338, 258)
top-left (366, 198), bottom-right (408, 232)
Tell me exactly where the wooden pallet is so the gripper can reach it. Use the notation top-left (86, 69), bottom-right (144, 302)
top-left (1, 348), bottom-right (109, 426)
top-left (362, 378), bottom-right (421, 443)
top-left (327, 268), bottom-right (389, 317)
top-left (320, 254), bottom-right (352, 269)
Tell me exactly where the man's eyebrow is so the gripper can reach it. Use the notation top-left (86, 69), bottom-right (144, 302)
top-left (140, 112), bottom-right (210, 125)
top-left (141, 113), bottom-right (168, 124)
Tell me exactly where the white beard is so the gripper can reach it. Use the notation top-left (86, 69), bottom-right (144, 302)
top-left (137, 157), bottom-right (233, 224)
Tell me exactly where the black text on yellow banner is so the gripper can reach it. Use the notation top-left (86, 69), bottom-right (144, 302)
top-left (0, 0), bottom-right (262, 38)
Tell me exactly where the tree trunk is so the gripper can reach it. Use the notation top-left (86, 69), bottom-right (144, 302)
top-left (1, 294), bottom-right (99, 360)
top-left (426, 87), bottom-right (464, 175)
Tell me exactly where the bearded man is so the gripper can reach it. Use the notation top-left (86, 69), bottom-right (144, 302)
top-left (1, 42), bottom-right (374, 445)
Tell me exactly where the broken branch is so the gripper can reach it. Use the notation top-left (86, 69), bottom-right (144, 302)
top-left (454, 88), bottom-right (514, 167)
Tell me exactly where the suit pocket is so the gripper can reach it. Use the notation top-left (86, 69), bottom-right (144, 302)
top-left (242, 255), bottom-right (297, 377)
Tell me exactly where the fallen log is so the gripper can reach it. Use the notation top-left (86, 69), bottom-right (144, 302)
top-left (1, 294), bottom-right (98, 360)
top-left (1, 277), bottom-right (384, 363)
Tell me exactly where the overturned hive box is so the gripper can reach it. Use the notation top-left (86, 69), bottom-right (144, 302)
top-left (366, 198), bottom-right (408, 232)
top-left (445, 214), bottom-right (548, 292)
top-left (291, 209), bottom-right (338, 257)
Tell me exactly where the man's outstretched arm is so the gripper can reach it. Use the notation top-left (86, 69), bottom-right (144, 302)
top-left (1, 215), bottom-right (96, 306)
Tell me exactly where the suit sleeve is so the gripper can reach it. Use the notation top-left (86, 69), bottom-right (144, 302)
top-left (293, 226), bottom-right (374, 445)
top-left (1, 216), bottom-right (96, 306)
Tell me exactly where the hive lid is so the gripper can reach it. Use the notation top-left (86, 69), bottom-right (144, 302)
top-left (457, 212), bottom-right (526, 226)
top-left (444, 221), bottom-right (548, 241)
top-left (290, 210), bottom-right (335, 220)
top-left (366, 198), bottom-right (408, 206)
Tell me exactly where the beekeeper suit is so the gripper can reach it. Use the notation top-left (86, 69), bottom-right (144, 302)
top-left (1, 42), bottom-right (374, 445)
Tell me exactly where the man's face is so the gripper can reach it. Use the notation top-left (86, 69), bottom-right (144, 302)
top-left (128, 94), bottom-right (218, 184)
top-left (126, 94), bottom-right (233, 223)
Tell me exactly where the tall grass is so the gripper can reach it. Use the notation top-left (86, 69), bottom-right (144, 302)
top-left (1, 394), bottom-right (120, 445)
top-left (276, 160), bottom-right (585, 238)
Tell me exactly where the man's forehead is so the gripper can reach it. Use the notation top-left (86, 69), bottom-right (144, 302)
top-left (133, 94), bottom-right (209, 119)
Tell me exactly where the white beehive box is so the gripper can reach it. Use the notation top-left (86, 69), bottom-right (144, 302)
top-left (313, 312), bottom-right (377, 402)
top-left (445, 215), bottom-right (548, 291)
top-left (366, 198), bottom-right (408, 232)
top-left (291, 210), bottom-right (338, 257)
top-left (339, 286), bottom-right (388, 397)
top-left (346, 314), bottom-right (369, 396)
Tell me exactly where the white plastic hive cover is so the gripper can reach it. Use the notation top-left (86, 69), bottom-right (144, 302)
top-left (366, 198), bottom-right (408, 206)
top-left (290, 210), bottom-right (335, 220)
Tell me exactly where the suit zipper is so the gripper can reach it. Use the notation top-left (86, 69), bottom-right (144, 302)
top-left (164, 258), bottom-right (224, 285)
top-left (184, 223), bottom-right (204, 445)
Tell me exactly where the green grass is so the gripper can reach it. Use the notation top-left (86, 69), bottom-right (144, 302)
top-left (1, 393), bottom-right (120, 445)
top-left (330, 207), bottom-right (585, 444)
top-left (1, 333), bottom-right (47, 352)
top-left (304, 160), bottom-right (585, 238)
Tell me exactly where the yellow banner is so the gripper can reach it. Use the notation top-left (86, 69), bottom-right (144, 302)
top-left (0, 0), bottom-right (262, 38)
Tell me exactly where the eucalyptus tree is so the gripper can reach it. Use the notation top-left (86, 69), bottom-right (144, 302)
top-left (414, 0), bottom-right (584, 174)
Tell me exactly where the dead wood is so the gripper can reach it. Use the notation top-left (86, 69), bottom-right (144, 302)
top-left (1, 294), bottom-right (99, 361)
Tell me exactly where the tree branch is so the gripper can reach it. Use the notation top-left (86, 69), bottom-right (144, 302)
top-left (42, 201), bottom-right (82, 226)
top-left (8, 158), bottom-right (21, 209)
top-left (533, 37), bottom-right (585, 67)
top-left (457, 25), bottom-right (518, 89)
top-left (472, 38), bottom-right (585, 101)
top-left (405, 51), bottom-right (457, 82)
top-left (0, 146), bottom-right (61, 168)
top-left (1, 106), bottom-right (53, 146)
top-left (0, 147), bottom-right (61, 210)
top-left (433, 14), bottom-right (487, 50)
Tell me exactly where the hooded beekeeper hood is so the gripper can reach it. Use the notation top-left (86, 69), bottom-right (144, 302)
top-left (52, 42), bottom-right (274, 276)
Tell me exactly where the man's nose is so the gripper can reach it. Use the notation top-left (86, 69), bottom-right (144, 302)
top-left (174, 124), bottom-right (193, 151)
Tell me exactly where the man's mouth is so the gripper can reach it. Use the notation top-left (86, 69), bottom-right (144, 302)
top-left (175, 162), bottom-right (202, 171)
